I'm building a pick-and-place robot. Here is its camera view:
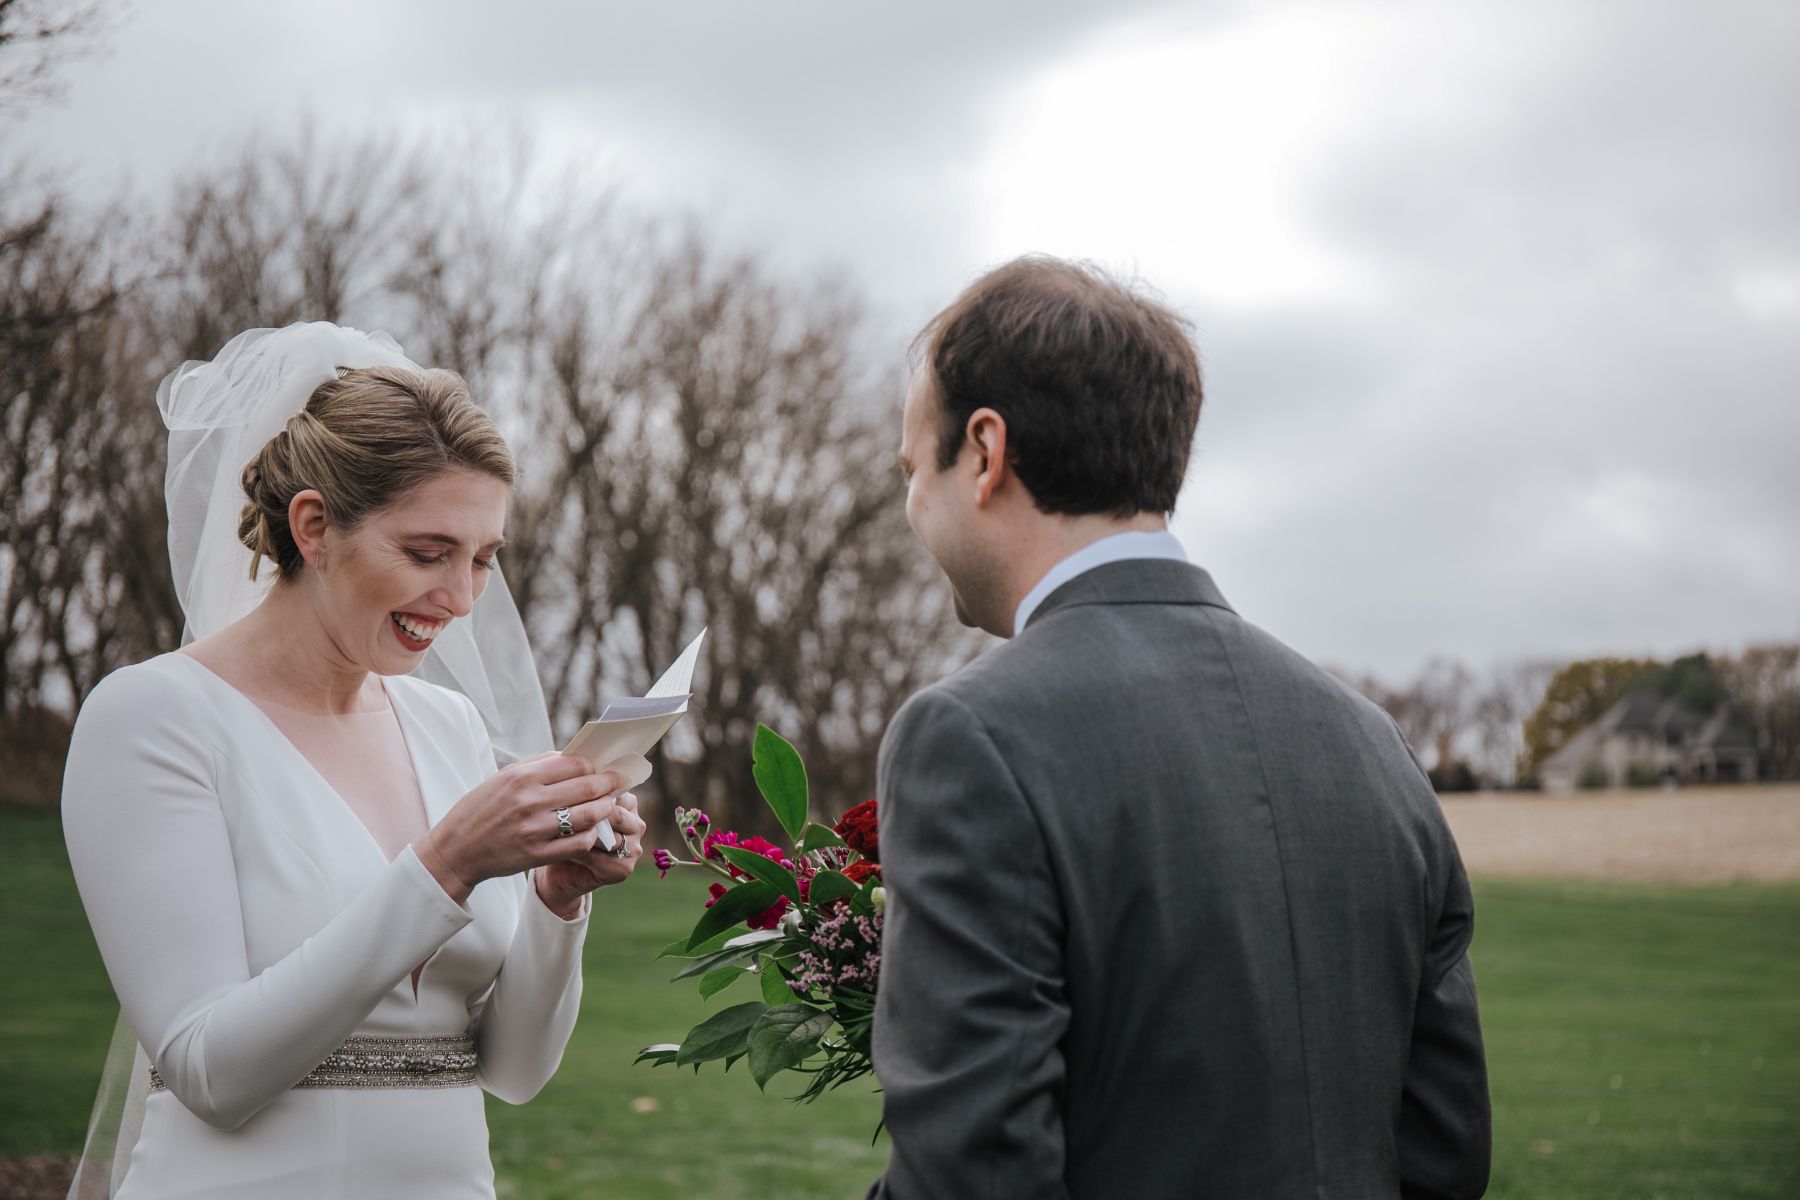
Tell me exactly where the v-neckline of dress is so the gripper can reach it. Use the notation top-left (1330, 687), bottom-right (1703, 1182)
top-left (169, 652), bottom-right (429, 870)
top-left (170, 652), bottom-right (454, 1003)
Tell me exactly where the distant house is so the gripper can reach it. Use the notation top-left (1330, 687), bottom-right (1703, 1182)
top-left (1540, 693), bottom-right (1759, 792)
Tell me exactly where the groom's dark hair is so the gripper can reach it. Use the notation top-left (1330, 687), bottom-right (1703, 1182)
top-left (917, 256), bottom-right (1202, 517)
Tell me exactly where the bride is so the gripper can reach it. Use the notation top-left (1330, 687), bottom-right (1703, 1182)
top-left (60, 323), bottom-right (647, 1198)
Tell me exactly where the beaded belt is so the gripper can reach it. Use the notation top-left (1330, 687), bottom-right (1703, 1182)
top-left (148, 1034), bottom-right (478, 1093)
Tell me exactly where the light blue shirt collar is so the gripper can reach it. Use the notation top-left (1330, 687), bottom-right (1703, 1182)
top-left (1012, 529), bottom-right (1190, 636)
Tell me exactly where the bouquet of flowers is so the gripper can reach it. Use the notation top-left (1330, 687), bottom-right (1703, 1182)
top-left (637, 725), bottom-right (883, 1101)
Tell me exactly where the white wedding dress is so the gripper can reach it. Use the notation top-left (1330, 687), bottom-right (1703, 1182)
top-left (62, 651), bottom-right (591, 1198)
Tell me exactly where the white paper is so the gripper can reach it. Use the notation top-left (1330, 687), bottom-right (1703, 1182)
top-left (561, 630), bottom-right (706, 849)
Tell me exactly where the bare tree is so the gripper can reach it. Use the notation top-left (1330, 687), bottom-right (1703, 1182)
top-left (1471, 659), bottom-right (1557, 787)
top-left (1335, 656), bottom-right (1552, 789)
top-left (149, 127), bottom-right (436, 360)
top-left (0, 0), bottom-right (108, 111)
top-left (1411, 657), bottom-right (1476, 775)
top-left (0, 188), bottom-right (170, 715)
top-left (0, 181), bottom-right (184, 808)
top-left (3, 129), bottom-right (972, 826)
top-left (480, 229), bottom-right (967, 832)
top-left (1719, 643), bottom-right (1800, 781)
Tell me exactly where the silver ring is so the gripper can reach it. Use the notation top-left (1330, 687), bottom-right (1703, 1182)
top-left (610, 839), bottom-right (632, 860)
top-left (555, 807), bottom-right (574, 838)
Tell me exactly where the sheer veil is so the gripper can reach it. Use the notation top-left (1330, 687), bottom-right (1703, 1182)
top-left (67, 322), bottom-right (553, 1197)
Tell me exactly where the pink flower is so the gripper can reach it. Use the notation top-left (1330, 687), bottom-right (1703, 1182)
top-left (703, 831), bottom-right (794, 875)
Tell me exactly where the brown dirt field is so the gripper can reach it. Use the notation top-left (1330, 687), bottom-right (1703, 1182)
top-left (1439, 784), bottom-right (1800, 883)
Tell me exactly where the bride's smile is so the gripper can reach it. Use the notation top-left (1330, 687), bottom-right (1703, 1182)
top-left (389, 611), bottom-right (444, 649)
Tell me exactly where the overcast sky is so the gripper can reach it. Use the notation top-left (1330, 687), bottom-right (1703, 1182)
top-left (12, 0), bottom-right (1798, 680)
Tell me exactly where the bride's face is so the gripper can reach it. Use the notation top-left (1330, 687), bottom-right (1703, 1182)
top-left (309, 467), bottom-right (510, 673)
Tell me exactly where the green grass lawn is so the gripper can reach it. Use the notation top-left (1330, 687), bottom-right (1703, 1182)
top-left (3, 805), bottom-right (1796, 1198)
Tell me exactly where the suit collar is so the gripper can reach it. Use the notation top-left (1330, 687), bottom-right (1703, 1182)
top-left (1012, 529), bottom-right (1190, 634)
top-left (1022, 559), bottom-right (1235, 631)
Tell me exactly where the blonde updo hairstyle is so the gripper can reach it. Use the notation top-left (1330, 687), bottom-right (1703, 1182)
top-left (237, 366), bottom-right (515, 582)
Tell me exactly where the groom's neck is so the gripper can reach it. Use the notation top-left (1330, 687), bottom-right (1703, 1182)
top-left (994, 510), bottom-right (1169, 631)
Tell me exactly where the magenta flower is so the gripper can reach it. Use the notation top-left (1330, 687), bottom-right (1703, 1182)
top-left (702, 830), bottom-right (794, 873)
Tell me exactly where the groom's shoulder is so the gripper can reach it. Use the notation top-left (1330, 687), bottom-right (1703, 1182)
top-left (888, 621), bottom-right (1083, 735)
top-left (880, 645), bottom-right (1019, 755)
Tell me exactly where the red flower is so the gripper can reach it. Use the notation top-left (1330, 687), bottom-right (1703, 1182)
top-left (843, 859), bottom-right (880, 886)
top-left (834, 799), bottom-right (880, 864)
top-left (746, 895), bottom-right (791, 930)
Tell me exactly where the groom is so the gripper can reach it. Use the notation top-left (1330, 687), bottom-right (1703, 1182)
top-left (868, 257), bottom-right (1490, 1198)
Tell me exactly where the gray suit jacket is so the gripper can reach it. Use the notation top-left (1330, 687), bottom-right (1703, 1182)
top-left (868, 560), bottom-right (1489, 1199)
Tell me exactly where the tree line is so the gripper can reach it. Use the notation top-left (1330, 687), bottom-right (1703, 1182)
top-left (8, 124), bottom-right (1797, 816)
top-left (1339, 646), bottom-right (1800, 790)
top-left (0, 126), bottom-right (974, 830)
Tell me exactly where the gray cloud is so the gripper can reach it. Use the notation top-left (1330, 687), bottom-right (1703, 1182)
top-left (10, 0), bottom-right (1796, 680)
top-left (1160, 0), bottom-right (1799, 676)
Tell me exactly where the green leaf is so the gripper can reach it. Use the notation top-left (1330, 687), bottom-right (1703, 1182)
top-left (798, 822), bottom-right (847, 852)
top-left (685, 881), bottom-right (779, 951)
top-left (634, 1044), bottom-right (681, 1068)
top-left (669, 930), bottom-right (787, 981)
top-left (808, 870), bottom-right (858, 907)
top-left (759, 956), bottom-right (801, 1006)
top-left (747, 1003), bottom-right (835, 1088)
top-left (659, 926), bottom-right (738, 959)
top-left (699, 965), bottom-right (747, 1000)
top-left (716, 845), bottom-right (801, 904)
top-left (752, 724), bottom-right (809, 843)
top-left (675, 1001), bottom-right (767, 1065)
top-left (670, 943), bottom-right (757, 981)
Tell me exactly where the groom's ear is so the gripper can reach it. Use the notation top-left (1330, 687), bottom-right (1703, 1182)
top-left (966, 408), bottom-right (1009, 508)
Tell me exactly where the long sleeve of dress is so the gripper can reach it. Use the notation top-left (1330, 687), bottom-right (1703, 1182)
top-left (458, 696), bottom-right (592, 1104)
top-left (62, 666), bottom-right (477, 1132)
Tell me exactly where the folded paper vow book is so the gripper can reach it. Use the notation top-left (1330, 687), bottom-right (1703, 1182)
top-left (562, 629), bottom-right (705, 850)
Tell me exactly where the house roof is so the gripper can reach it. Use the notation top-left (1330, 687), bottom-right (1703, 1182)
top-left (1541, 709), bottom-right (1617, 772)
top-left (1694, 708), bottom-right (1756, 751)
top-left (1541, 691), bottom-right (1756, 771)
top-left (1613, 693), bottom-right (1702, 737)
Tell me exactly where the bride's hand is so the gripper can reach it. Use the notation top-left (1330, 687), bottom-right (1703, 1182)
top-left (417, 753), bottom-right (628, 905)
top-left (533, 791), bottom-right (649, 916)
